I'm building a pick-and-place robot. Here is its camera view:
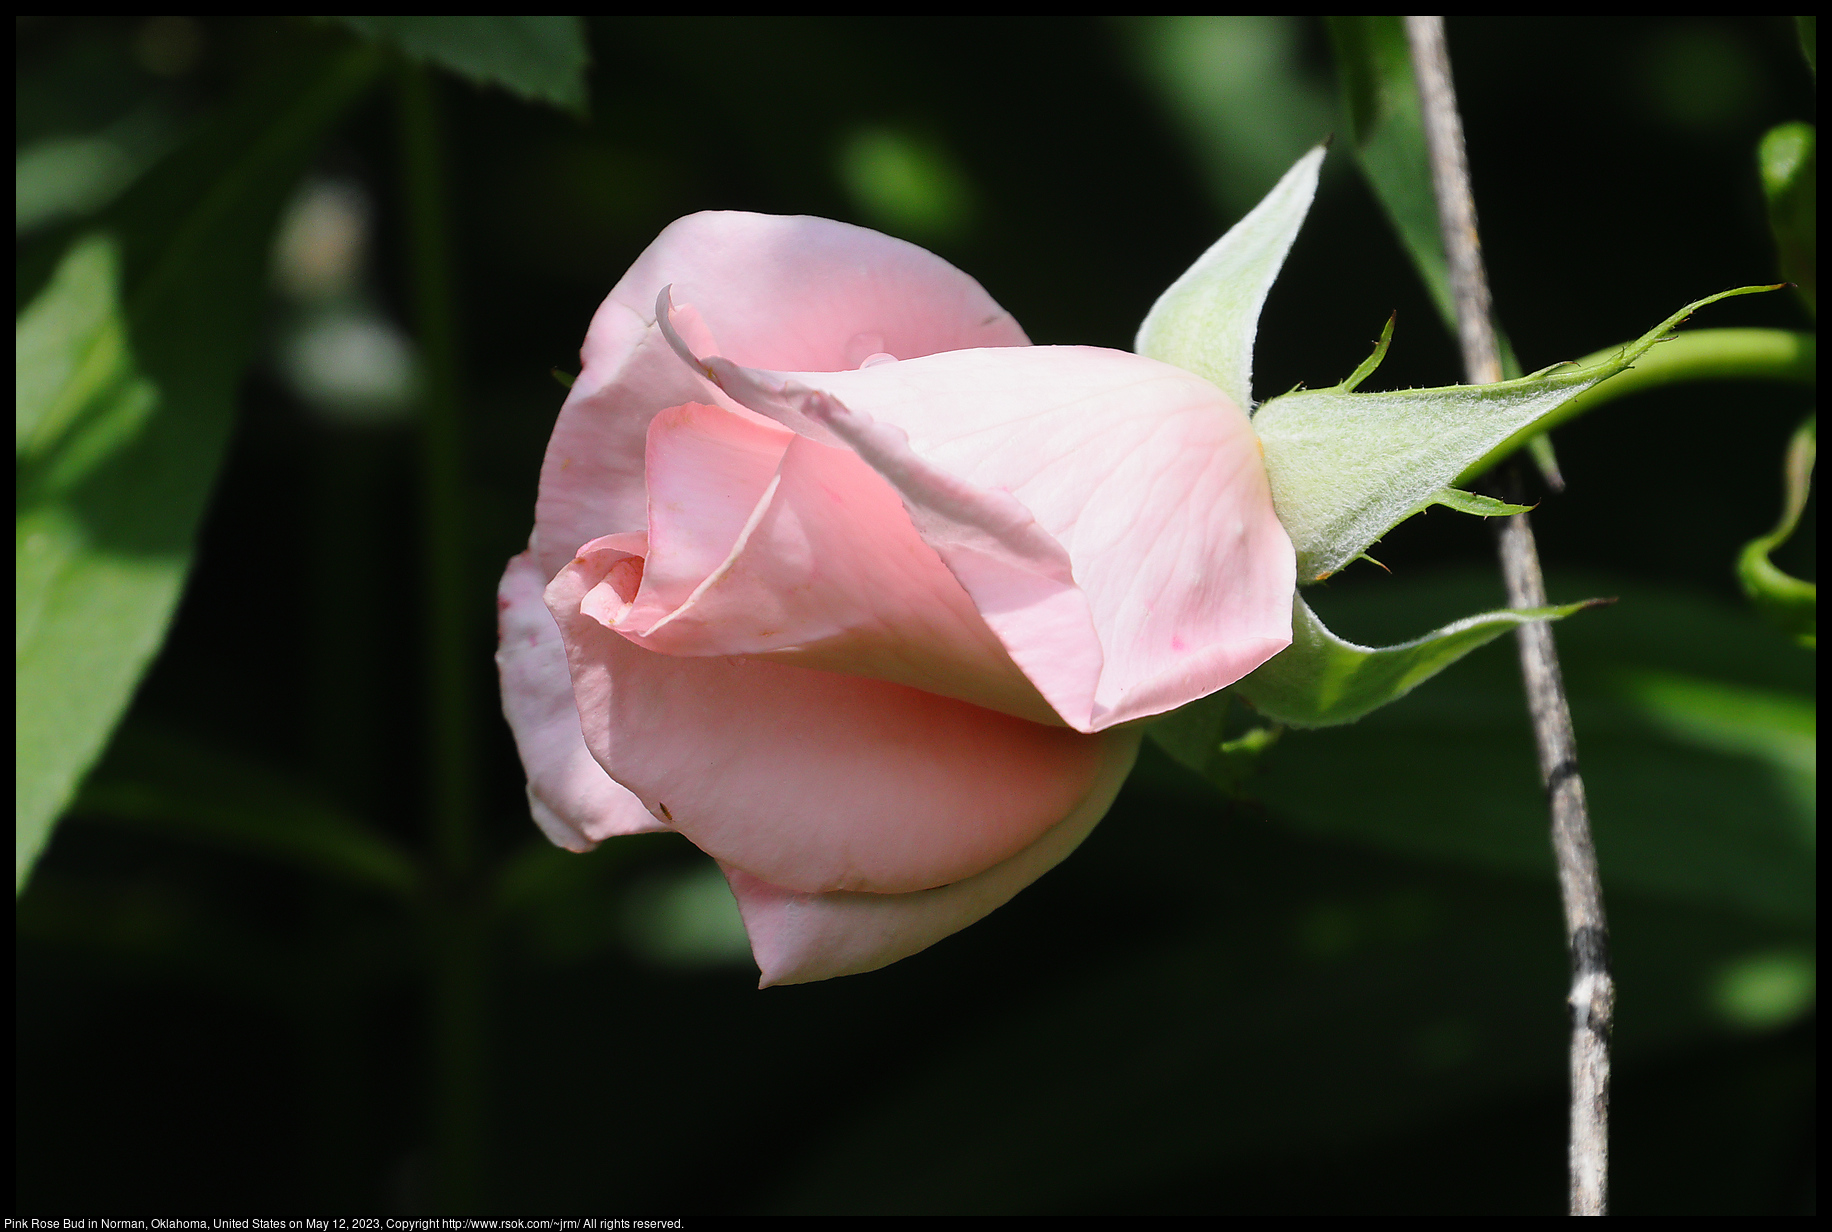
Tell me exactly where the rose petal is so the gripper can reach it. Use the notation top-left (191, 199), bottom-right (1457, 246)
top-left (612, 401), bottom-right (1056, 725)
top-left (496, 549), bottom-right (665, 850)
top-left (615, 401), bottom-right (792, 632)
top-left (663, 330), bottom-right (1296, 731)
top-left (544, 546), bottom-right (1110, 895)
top-left (726, 725), bottom-right (1142, 987)
top-left (534, 305), bottom-right (731, 581)
top-left (607, 212), bottom-right (1028, 371)
top-left (536, 213), bottom-right (1027, 579)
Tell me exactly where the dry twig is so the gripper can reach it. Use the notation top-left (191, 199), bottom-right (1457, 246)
top-left (1404, 15), bottom-right (1614, 1216)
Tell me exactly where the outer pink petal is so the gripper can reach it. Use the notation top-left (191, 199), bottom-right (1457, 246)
top-left (662, 330), bottom-right (1295, 730)
top-left (603, 212), bottom-right (1028, 371)
top-left (608, 402), bottom-right (1055, 725)
top-left (535, 213), bottom-right (1027, 580)
top-left (495, 549), bottom-right (666, 850)
top-left (544, 543), bottom-right (1109, 895)
top-left (725, 726), bottom-right (1142, 987)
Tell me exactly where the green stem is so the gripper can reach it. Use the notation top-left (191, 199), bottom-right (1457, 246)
top-left (1457, 327), bottom-right (1817, 486)
top-left (397, 61), bottom-right (485, 1210)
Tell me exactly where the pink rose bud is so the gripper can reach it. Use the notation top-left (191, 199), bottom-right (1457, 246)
top-left (496, 212), bottom-right (1294, 985)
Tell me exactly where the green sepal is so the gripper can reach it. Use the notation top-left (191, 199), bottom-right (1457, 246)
top-left (1336, 313), bottom-right (1395, 393)
top-left (1136, 145), bottom-right (1324, 412)
top-left (1254, 286), bottom-right (1779, 583)
top-left (1148, 691), bottom-right (1283, 798)
top-left (1422, 488), bottom-right (1532, 518)
top-left (1737, 414), bottom-right (1816, 648)
top-left (1232, 593), bottom-right (1602, 729)
top-left (1757, 122), bottom-right (1816, 318)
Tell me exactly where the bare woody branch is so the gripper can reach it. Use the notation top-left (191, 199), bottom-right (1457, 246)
top-left (1404, 15), bottom-right (1615, 1217)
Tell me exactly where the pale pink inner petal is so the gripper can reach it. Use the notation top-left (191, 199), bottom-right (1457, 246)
top-left (537, 211), bottom-right (1031, 583)
top-left (495, 549), bottom-right (667, 850)
top-left (726, 726), bottom-right (1143, 987)
top-left (626, 424), bottom-right (1058, 725)
top-left (534, 306), bottom-right (754, 581)
top-left (544, 551), bottom-right (1108, 895)
top-left (615, 402), bottom-right (792, 632)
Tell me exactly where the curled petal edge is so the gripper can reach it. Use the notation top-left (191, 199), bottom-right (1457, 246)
top-left (657, 286), bottom-right (1108, 732)
top-left (724, 726), bottom-right (1143, 987)
top-left (496, 549), bottom-right (668, 850)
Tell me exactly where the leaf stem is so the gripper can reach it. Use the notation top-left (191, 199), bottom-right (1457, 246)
top-left (1406, 16), bottom-right (1613, 1216)
top-left (397, 60), bottom-right (487, 1210)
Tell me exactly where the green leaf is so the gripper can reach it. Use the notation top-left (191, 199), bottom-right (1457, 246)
top-left (15, 106), bottom-right (182, 241)
top-left (14, 234), bottom-right (152, 462)
top-left (335, 16), bottom-right (591, 115)
top-left (15, 43), bottom-right (382, 894)
top-left (1254, 286), bottom-right (1778, 583)
top-left (1799, 16), bottom-right (1817, 77)
top-left (1758, 121), bottom-right (1816, 317)
top-left (1230, 592), bottom-right (1597, 729)
top-left (1250, 571), bottom-right (1815, 925)
top-left (1737, 413), bottom-right (1816, 648)
top-left (70, 725), bottom-right (421, 900)
top-left (1134, 145), bottom-right (1323, 412)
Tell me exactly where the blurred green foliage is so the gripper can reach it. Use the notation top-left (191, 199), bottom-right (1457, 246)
top-left (16, 37), bottom-right (382, 889)
top-left (334, 17), bottom-right (590, 116)
top-left (1738, 414), bottom-right (1817, 646)
top-left (14, 15), bottom-right (1816, 1214)
top-left (1759, 120), bottom-right (1816, 316)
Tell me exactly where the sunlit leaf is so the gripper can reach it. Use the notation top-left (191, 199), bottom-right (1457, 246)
top-left (1135, 145), bottom-right (1323, 412)
top-left (1254, 287), bottom-right (1777, 583)
top-left (335, 16), bottom-right (591, 115)
top-left (15, 43), bottom-right (382, 894)
top-left (1737, 413), bottom-right (1816, 648)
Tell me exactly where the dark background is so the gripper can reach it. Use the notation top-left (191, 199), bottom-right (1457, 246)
top-left (16, 17), bottom-right (1815, 1213)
